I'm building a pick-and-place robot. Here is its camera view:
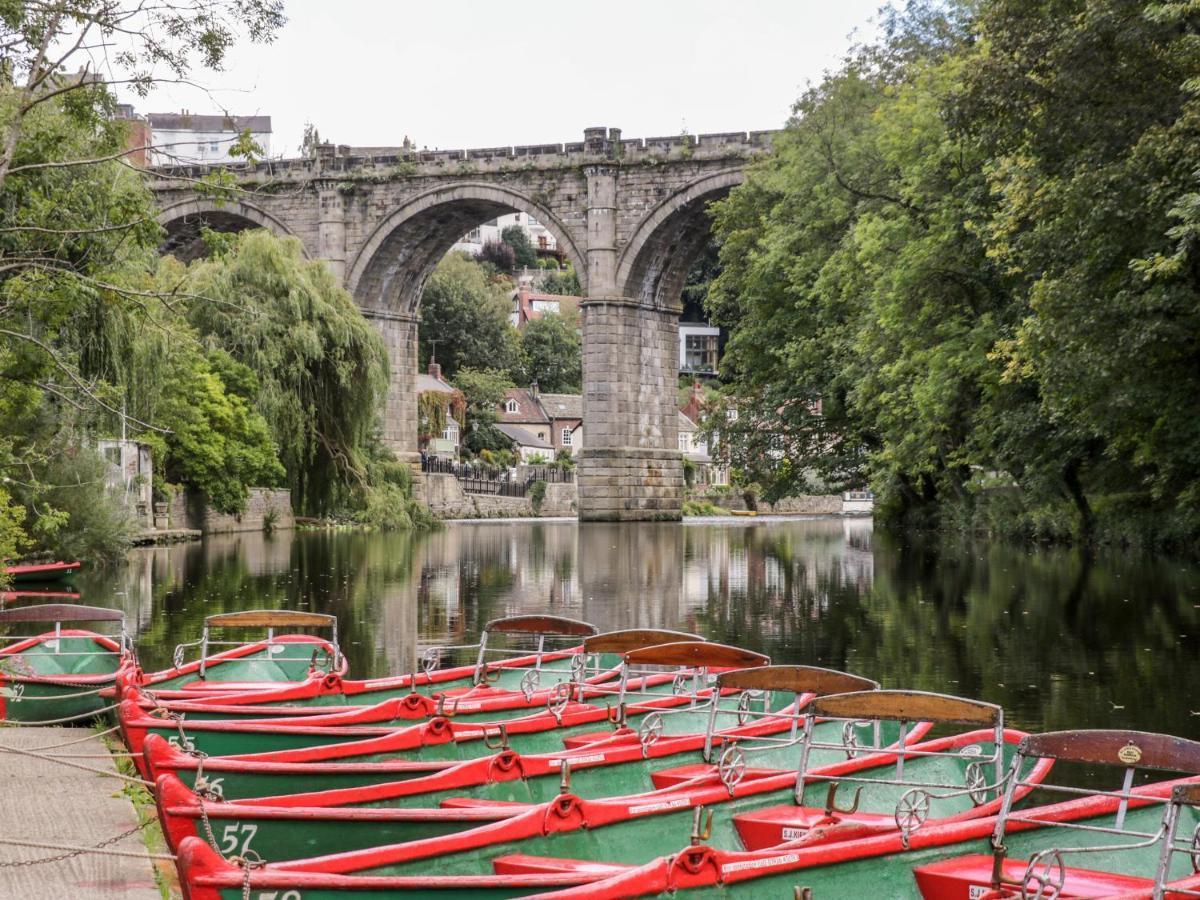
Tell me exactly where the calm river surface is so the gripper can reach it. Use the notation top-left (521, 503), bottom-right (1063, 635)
top-left (68, 517), bottom-right (1200, 738)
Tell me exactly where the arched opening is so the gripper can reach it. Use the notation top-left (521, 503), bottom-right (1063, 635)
top-left (346, 185), bottom-right (587, 468)
top-left (616, 169), bottom-right (743, 311)
top-left (347, 184), bottom-right (585, 316)
top-left (157, 199), bottom-right (303, 262)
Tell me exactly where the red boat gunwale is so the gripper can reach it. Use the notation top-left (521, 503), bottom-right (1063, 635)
top-left (2, 560), bottom-right (81, 579)
top-left (155, 727), bottom-right (1036, 872)
top-left (169, 731), bottom-right (1082, 900)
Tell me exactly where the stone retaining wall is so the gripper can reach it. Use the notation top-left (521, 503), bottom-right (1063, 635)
top-left (421, 474), bottom-right (578, 519)
top-left (693, 489), bottom-right (845, 516)
top-left (168, 487), bottom-right (295, 533)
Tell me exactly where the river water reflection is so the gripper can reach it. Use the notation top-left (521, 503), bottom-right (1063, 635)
top-left (70, 517), bottom-right (1200, 739)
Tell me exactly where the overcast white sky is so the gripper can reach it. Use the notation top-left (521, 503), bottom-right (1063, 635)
top-left (120, 0), bottom-right (884, 157)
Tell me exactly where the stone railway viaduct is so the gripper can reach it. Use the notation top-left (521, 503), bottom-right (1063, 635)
top-left (150, 126), bottom-right (775, 520)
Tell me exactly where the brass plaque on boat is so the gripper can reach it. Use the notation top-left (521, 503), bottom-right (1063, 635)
top-left (1118, 743), bottom-right (1143, 764)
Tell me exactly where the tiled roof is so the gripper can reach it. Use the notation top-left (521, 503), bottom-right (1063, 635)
top-left (539, 393), bottom-right (582, 420)
top-left (498, 388), bottom-right (548, 424)
top-left (416, 373), bottom-right (456, 395)
top-left (678, 411), bottom-right (698, 432)
top-left (495, 423), bottom-right (553, 450)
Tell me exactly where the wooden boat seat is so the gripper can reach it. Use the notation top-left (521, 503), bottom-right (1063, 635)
top-left (491, 854), bottom-right (633, 877)
top-left (732, 804), bottom-right (896, 851)
top-left (560, 730), bottom-right (639, 750)
top-left (912, 854), bottom-right (1155, 898)
top-left (649, 762), bottom-right (784, 790)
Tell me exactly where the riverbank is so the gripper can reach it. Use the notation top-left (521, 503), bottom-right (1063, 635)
top-left (0, 726), bottom-right (169, 898)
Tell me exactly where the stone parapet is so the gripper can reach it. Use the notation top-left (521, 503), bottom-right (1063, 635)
top-left (168, 487), bottom-right (294, 533)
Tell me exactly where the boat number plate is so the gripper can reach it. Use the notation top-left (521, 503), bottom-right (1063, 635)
top-left (961, 744), bottom-right (983, 757)
top-left (254, 892), bottom-right (302, 900)
top-left (1119, 744), bottom-right (1142, 764)
top-left (969, 887), bottom-right (989, 899)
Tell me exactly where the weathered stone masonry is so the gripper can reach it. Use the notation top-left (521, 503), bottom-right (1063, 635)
top-left (149, 127), bottom-right (775, 520)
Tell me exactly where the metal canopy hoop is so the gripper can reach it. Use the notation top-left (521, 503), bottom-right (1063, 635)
top-left (990, 729), bottom-right (1200, 900)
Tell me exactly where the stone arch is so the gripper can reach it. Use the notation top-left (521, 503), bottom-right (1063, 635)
top-left (346, 182), bottom-right (586, 315)
top-left (157, 199), bottom-right (307, 262)
top-left (615, 169), bottom-right (744, 309)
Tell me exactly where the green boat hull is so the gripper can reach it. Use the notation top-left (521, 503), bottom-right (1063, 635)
top-left (210, 777), bottom-right (1196, 899)
top-left (1, 635), bottom-right (119, 723)
top-left (175, 721), bottom-right (901, 861)
top-left (163, 693), bottom-right (754, 762)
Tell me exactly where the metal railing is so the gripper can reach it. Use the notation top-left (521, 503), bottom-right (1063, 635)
top-left (420, 456), bottom-right (574, 495)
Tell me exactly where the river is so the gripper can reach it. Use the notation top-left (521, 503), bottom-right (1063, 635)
top-left (64, 516), bottom-right (1200, 739)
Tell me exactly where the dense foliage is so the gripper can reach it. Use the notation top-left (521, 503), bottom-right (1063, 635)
top-left (519, 313), bottom-right (581, 392)
top-left (177, 231), bottom-right (389, 515)
top-left (418, 253), bottom-right (520, 378)
top-left (709, 0), bottom-right (1200, 547)
top-left (501, 225), bottom-right (539, 269)
top-left (452, 367), bottom-right (515, 455)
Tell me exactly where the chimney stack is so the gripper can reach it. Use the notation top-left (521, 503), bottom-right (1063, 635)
top-left (428, 358), bottom-right (442, 381)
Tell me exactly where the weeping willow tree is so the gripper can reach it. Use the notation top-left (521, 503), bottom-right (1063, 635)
top-left (175, 231), bottom-right (390, 515)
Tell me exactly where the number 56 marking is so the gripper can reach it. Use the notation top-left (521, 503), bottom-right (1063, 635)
top-left (256, 892), bottom-right (301, 900)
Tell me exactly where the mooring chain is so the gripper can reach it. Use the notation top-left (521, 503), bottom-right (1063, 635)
top-left (233, 849), bottom-right (266, 900)
top-left (0, 820), bottom-right (161, 868)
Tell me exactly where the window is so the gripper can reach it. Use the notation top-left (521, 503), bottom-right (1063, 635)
top-left (678, 433), bottom-right (692, 452)
top-left (209, 141), bottom-right (219, 152)
top-left (103, 446), bottom-right (122, 466)
top-left (726, 408), bottom-right (739, 423)
top-left (443, 423), bottom-right (459, 445)
top-left (561, 428), bottom-right (572, 446)
top-left (683, 333), bottom-right (719, 373)
top-left (505, 399), bottom-right (519, 414)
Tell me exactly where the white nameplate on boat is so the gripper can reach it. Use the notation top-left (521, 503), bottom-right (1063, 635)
top-left (969, 887), bottom-right (989, 899)
top-left (781, 827), bottom-right (807, 840)
top-left (454, 703), bottom-right (481, 711)
top-left (722, 853), bottom-right (800, 874)
top-left (628, 797), bottom-right (690, 815)
top-left (457, 730), bottom-right (484, 738)
top-left (549, 753), bottom-right (605, 766)
top-left (961, 744), bottom-right (983, 757)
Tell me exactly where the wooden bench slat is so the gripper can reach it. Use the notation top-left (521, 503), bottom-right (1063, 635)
top-left (810, 690), bottom-right (1001, 726)
top-left (1020, 730), bottom-right (1200, 773)
top-left (583, 629), bottom-right (704, 654)
top-left (0, 604), bottom-right (123, 624)
top-left (205, 610), bottom-right (336, 629)
top-left (623, 641), bottom-right (769, 670)
top-left (483, 615), bottom-right (597, 637)
top-left (718, 665), bottom-right (878, 696)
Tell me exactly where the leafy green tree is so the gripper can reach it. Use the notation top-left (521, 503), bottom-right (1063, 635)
top-left (501, 225), bottom-right (539, 269)
top-left (419, 253), bottom-right (520, 378)
top-left (520, 313), bottom-right (581, 392)
top-left (453, 367), bottom-right (514, 456)
top-left (540, 268), bottom-right (582, 296)
top-left (148, 348), bottom-right (284, 513)
top-left (177, 230), bottom-right (389, 516)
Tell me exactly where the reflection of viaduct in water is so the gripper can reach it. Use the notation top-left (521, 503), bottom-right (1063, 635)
top-left (97, 519), bottom-right (875, 675)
